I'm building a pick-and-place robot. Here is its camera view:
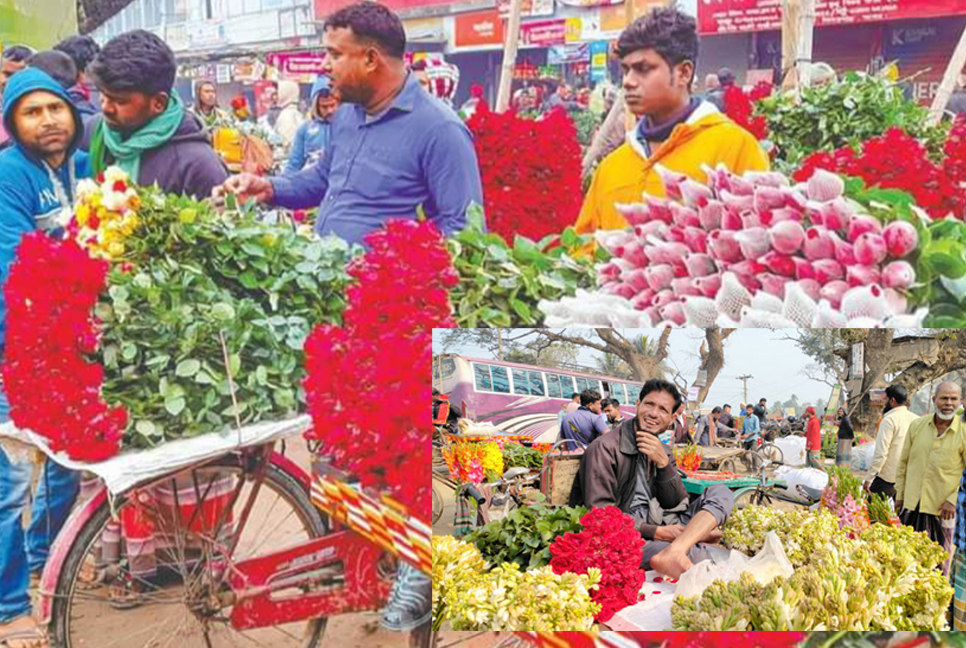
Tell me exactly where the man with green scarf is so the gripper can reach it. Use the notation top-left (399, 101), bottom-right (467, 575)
top-left (87, 30), bottom-right (227, 198)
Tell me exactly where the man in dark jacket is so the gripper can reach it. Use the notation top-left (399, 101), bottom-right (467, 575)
top-left (570, 378), bottom-right (734, 578)
top-left (86, 30), bottom-right (227, 198)
top-left (754, 397), bottom-right (768, 426)
top-left (53, 35), bottom-right (100, 131)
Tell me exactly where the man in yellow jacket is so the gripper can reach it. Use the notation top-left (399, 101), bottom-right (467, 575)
top-left (577, 6), bottom-right (770, 236)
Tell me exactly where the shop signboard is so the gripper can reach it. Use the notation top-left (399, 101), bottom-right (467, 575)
top-left (548, 42), bottom-right (591, 65)
top-left (590, 40), bottom-right (609, 81)
top-left (271, 52), bottom-right (327, 81)
top-left (454, 9), bottom-right (506, 48)
top-left (498, 0), bottom-right (555, 18)
top-left (520, 19), bottom-right (567, 47)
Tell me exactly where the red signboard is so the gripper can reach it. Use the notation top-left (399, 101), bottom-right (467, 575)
top-left (455, 9), bottom-right (506, 47)
top-left (698, 0), bottom-right (966, 35)
top-left (269, 52), bottom-right (327, 79)
top-left (520, 18), bottom-right (567, 46)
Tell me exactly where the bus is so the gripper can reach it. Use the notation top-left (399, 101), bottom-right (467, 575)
top-left (433, 354), bottom-right (644, 444)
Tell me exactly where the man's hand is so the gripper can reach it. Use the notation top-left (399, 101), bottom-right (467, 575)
top-left (654, 524), bottom-right (685, 542)
top-left (212, 173), bottom-right (274, 205)
top-left (941, 500), bottom-right (956, 521)
top-left (862, 480), bottom-right (871, 493)
top-left (650, 546), bottom-right (694, 579)
top-left (636, 430), bottom-right (669, 468)
top-left (896, 499), bottom-right (903, 513)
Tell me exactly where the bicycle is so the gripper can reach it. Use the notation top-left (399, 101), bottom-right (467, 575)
top-left (32, 421), bottom-right (435, 648)
top-left (732, 459), bottom-right (823, 510)
top-left (718, 436), bottom-right (783, 473)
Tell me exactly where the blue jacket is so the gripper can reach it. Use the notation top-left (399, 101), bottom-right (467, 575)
top-left (743, 413), bottom-right (761, 441)
top-left (0, 68), bottom-right (91, 354)
top-left (284, 76), bottom-right (333, 175)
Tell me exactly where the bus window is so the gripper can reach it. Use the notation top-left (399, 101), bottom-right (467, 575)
top-left (627, 384), bottom-right (640, 403)
top-left (512, 369), bottom-right (530, 395)
top-left (611, 383), bottom-right (626, 405)
top-left (440, 357), bottom-right (456, 377)
top-left (546, 374), bottom-right (562, 398)
top-left (574, 377), bottom-right (589, 393)
top-left (559, 374), bottom-right (576, 396)
top-left (473, 363), bottom-right (493, 391)
top-left (529, 371), bottom-right (546, 396)
top-left (491, 366), bottom-right (510, 393)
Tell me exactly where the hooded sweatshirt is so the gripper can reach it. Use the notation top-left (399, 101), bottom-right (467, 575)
top-left (284, 76), bottom-right (333, 175)
top-left (88, 107), bottom-right (228, 199)
top-left (576, 100), bottom-right (770, 238)
top-left (0, 68), bottom-right (91, 354)
top-left (274, 80), bottom-right (304, 150)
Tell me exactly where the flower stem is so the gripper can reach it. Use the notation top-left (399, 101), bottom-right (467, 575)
top-left (819, 632), bottom-right (849, 648)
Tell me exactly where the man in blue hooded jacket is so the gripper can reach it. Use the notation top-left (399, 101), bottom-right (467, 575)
top-left (0, 67), bottom-right (86, 648)
top-left (284, 75), bottom-right (339, 175)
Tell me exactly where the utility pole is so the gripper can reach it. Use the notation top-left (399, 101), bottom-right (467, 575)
top-left (736, 375), bottom-right (754, 407)
top-left (496, 0), bottom-right (524, 113)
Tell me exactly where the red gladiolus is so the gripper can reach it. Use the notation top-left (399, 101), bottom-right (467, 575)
top-left (466, 104), bottom-right (583, 243)
top-left (549, 506), bottom-right (647, 623)
top-left (303, 220), bottom-right (457, 522)
top-left (2, 233), bottom-right (126, 461)
top-left (944, 114), bottom-right (966, 186)
top-left (723, 85), bottom-right (769, 141)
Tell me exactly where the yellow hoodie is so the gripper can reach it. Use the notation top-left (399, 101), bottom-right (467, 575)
top-left (576, 101), bottom-right (770, 235)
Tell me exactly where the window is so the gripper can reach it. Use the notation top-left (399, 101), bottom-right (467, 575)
top-left (474, 364), bottom-right (492, 391)
top-left (512, 369), bottom-right (529, 395)
top-left (528, 371), bottom-right (545, 396)
top-left (433, 357), bottom-right (456, 381)
top-left (546, 374), bottom-right (562, 399)
top-left (626, 383), bottom-right (640, 403)
top-left (610, 383), bottom-right (626, 405)
top-left (491, 366), bottom-right (510, 393)
top-left (558, 374), bottom-right (575, 397)
top-left (575, 377), bottom-right (599, 394)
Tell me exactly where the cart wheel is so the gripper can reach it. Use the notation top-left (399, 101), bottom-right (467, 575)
top-left (759, 443), bottom-right (784, 465)
top-left (719, 458), bottom-right (737, 473)
top-left (733, 486), bottom-right (771, 510)
top-left (432, 486), bottom-right (444, 525)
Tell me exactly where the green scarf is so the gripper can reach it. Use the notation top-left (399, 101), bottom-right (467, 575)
top-left (91, 91), bottom-right (186, 181)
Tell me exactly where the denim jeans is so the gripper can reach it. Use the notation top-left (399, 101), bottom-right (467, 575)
top-left (0, 392), bottom-right (80, 624)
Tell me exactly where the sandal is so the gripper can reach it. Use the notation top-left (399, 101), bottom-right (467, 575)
top-left (108, 580), bottom-right (146, 610)
top-left (0, 617), bottom-right (48, 648)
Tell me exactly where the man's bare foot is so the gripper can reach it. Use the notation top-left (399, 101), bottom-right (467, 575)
top-left (0, 615), bottom-right (47, 648)
top-left (650, 547), bottom-right (694, 579)
top-left (703, 527), bottom-right (723, 544)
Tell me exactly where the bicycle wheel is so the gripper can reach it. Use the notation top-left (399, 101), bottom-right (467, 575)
top-left (759, 443), bottom-right (784, 465)
top-left (51, 455), bottom-right (329, 648)
top-left (432, 486), bottom-right (444, 525)
top-left (718, 458), bottom-right (737, 473)
top-left (732, 487), bottom-right (772, 510)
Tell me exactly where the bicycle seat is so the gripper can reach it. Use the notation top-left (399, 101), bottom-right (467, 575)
top-left (797, 484), bottom-right (824, 502)
top-left (503, 466), bottom-right (530, 480)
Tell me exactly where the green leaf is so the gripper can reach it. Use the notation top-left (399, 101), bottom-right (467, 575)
top-left (175, 359), bottom-right (202, 377)
top-left (509, 297), bottom-right (532, 323)
top-left (121, 342), bottom-right (137, 361)
top-left (164, 396), bottom-right (186, 417)
top-left (135, 420), bottom-right (158, 438)
top-left (211, 303), bottom-right (236, 321)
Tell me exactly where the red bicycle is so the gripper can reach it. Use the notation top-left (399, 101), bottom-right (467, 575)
top-left (34, 427), bottom-right (434, 648)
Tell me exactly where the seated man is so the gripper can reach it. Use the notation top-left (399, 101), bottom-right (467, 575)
top-left (570, 378), bottom-right (734, 578)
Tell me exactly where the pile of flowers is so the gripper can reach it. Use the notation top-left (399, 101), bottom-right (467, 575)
top-left (674, 444), bottom-right (704, 471)
top-left (305, 220), bottom-right (457, 517)
top-left (549, 506), bottom-right (647, 623)
top-left (820, 466), bottom-right (871, 536)
top-left (677, 507), bottom-right (953, 630)
top-left (466, 104), bottom-right (583, 243)
top-left (70, 167), bottom-right (142, 259)
top-left (539, 165), bottom-right (927, 328)
top-left (432, 535), bottom-right (601, 631)
top-left (4, 169), bottom-right (357, 462)
top-left (442, 440), bottom-right (504, 484)
top-left (722, 506), bottom-right (842, 568)
top-left (723, 83), bottom-right (771, 141)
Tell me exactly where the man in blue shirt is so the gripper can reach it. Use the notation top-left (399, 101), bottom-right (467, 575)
top-left (215, 1), bottom-right (483, 246)
top-left (284, 75), bottom-right (339, 175)
top-left (742, 403), bottom-right (761, 451)
top-left (560, 389), bottom-right (609, 450)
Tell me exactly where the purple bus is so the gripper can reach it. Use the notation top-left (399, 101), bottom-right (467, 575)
top-left (432, 354), bottom-right (643, 444)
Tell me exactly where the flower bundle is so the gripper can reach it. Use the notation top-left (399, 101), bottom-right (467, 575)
top-left (549, 506), bottom-right (647, 623)
top-left (723, 84), bottom-right (770, 141)
top-left (432, 535), bottom-right (600, 631)
top-left (305, 220), bottom-right (457, 518)
top-left (71, 168), bottom-right (142, 259)
top-left (4, 169), bottom-right (356, 462)
top-left (795, 128), bottom-right (964, 220)
top-left (466, 104), bottom-right (583, 243)
top-left (541, 165), bottom-right (927, 328)
top-left (442, 441), bottom-right (504, 484)
top-left (514, 632), bottom-right (807, 648)
top-left (820, 466), bottom-right (871, 537)
top-left (674, 443), bottom-right (704, 472)
top-left (722, 506), bottom-right (843, 567)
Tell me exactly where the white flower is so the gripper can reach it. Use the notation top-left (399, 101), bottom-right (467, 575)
top-left (76, 178), bottom-right (99, 198)
top-left (103, 166), bottom-right (129, 185)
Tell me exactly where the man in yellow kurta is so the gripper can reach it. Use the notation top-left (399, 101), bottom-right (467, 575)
top-left (895, 381), bottom-right (966, 575)
top-left (577, 6), bottom-right (770, 236)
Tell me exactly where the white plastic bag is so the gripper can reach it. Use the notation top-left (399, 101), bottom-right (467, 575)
top-left (774, 466), bottom-right (829, 498)
top-left (674, 531), bottom-right (794, 601)
top-left (851, 442), bottom-right (875, 471)
top-left (773, 436), bottom-right (806, 467)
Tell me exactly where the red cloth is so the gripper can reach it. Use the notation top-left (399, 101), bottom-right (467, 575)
top-left (806, 416), bottom-right (822, 451)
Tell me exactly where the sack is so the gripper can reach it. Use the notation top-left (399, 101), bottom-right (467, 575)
top-left (674, 531), bottom-right (794, 601)
top-left (773, 436), bottom-right (806, 467)
top-left (774, 465), bottom-right (829, 496)
top-left (852, 443), bottom-right (876, 471)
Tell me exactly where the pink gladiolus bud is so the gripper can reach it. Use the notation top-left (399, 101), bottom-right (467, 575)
top-left (654, 164), bottom-right (687, 200)
top-left (760, 273), bottom-right (790, 299)
top-left (672, 260), bottom-right (689, 277)
top-left (644, 264), bottom-right (675, 291)
top-left (684, 253), bottom-right (717, 277)
top-left (632, 289), bottom-right (656, 310)
top-left (761, 251), bottom-right (797, 277)
top-left (643, 306), bottom-right (661, 324)
top-left (720, 189), bottom-right (755, 212)
top-left (793, 257), bottom-right (815, 281)
top-left (693, 273), bottom-right (723, 297)
top-left (797, 278), bottom-right (822, 300)
top-left (709, 230), bottom-right (743, 263)
top-left (735, 273), bottom-right (762, 293)
top-left (728, 174), bottom-right (756, 196)
top-left (882, 220), bottom-right (919, 258)
top-left (659, 302), bottom-right (687, 324)
top-left (665, 226), bottom-right (686, 244)
top-left (680, 178), bottom-right (714, 208)
top-left (735, 227), bottom-right (771, 260)
top-left (783, 188), bottom-right (808, 212)
top-left (652, 290), bottom-right (675, 307)
top-left (683, 227), bottom-right (709, 254)
top-left (847, 214), bottom-right (883, 243)
top-left (721, 208), bottom-right (743, 231)
top-left (854, 232), bottom-right (888, 266)
top-left (604, 282), bottom-right (637, 299)
top-left (670, 203), bottom-right (701, 228)
top-left (846, 264), bottom-right (882, 287)
top-left (746, 170), bottom-right (790, 189)
top-left (803, 227), bottom-right (835, 261)
top-left (813, 259), bottom-right (845, 283)
top-left (636, 220), bottom-right (669, 240)
top-left (741, 212), bottom-right (762, 230)
top-left (769, 207), bottom-right (804, 224)
top-left (754, 185), bottom-right (786, 211)
top-left (819, 198), bottom-right (853, 232)
top-left (698, 200), bottom-right (724, 230)
top-left (648, 198), bottom-right (673, 224)
top-left (770, 220), bottom-right (806, 255)
top-left (671, 277), bottom-right (700, 296)
top-left (882, 260), bottom-right (916, 290)
top-left (806, 168), bottom-right (845, 202)
top-left (624, 269), bottom-right (650, 292)
top-left (820, 280), bottom-right (850, 308)
top-left (829, 231), bottom-right (857, 266)
top-left (731, 259), bottom-right (768, 277)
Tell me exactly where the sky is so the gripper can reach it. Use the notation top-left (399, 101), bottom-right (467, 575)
top-left (432, 329), bottom-right (836, 411)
